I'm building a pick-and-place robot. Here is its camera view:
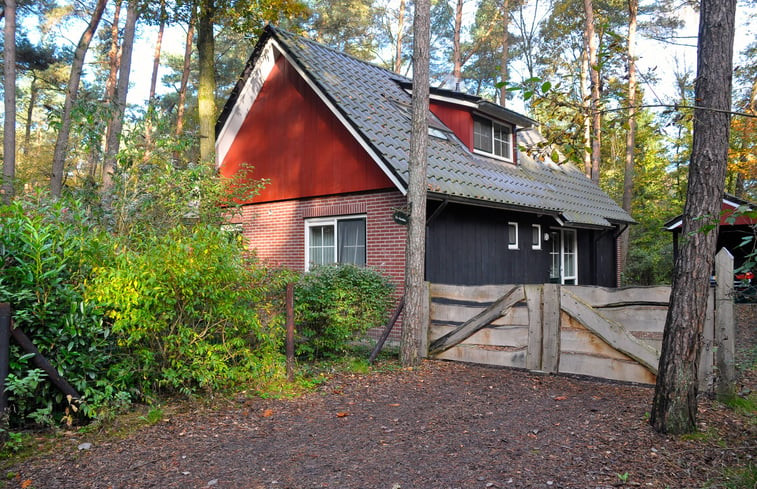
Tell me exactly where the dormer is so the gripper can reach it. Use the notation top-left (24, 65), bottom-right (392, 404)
top-left (396, 81), bottom-right (537, 165)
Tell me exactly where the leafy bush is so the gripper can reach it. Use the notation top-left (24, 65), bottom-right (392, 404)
top-left (87, 224), bottom-right (285, 395)
top-left (0, 198), bottom-right (123, 424)
top-left (295, 264), bottom-right (393, 360)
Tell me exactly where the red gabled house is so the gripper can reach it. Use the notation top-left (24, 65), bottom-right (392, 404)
top-left (215, 26), bottom-right (634, 300)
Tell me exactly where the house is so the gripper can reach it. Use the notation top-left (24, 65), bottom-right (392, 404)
top-left (664, 194), bottom-right (756, 281)
top-left (215, 26), bottom-right (635, 295)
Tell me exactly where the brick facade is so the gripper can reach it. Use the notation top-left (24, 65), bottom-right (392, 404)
top-left (232, 190), bottom-right (408, 341)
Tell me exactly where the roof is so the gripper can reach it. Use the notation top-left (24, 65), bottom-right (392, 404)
top-left (664, 194), bottom-right (757, 230)
top-left (217, 26), bottom-right (635, 229)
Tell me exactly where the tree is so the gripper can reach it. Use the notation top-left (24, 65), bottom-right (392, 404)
top-left (618, 0), bottom-right (638, 275)
top-left (3, 0), bottom-right (17, 203)
top-left (401, 0), bottom-right (430, 367)
top-left (50, 0), bottom-right (108, 198)
top-left (102, 0), bottom-right (139, 192)
top-left (650, 0), bottom-right (737, 434)
top-left (583, 0), bottom-right (601, 183)
top-left (197, 0), bottom-right (215, 162)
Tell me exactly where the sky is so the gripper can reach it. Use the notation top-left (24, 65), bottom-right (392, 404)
top-left (42, 1), bottom-right (756, 115)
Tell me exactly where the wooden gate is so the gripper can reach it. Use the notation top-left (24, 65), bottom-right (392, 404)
top-left (426, 249), bottom-right (736, 390)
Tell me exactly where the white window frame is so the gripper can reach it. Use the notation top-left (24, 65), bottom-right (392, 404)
top-left (531, 224), bottom-right (542, 250)
top-left (473, 116), bottom-right (514, 163)
top-left (507, 221), bottom-right (519, 250)
top-left (304, 215), bottom-right (366, 271)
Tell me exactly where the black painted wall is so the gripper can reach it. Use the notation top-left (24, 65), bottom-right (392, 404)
top-left (425, 201), bottom-right (618, 287)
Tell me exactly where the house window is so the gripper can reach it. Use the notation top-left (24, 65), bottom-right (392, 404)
top-left (549, 229), bottom-right (578, 284)
top-left (508, 222), bottom-right (518, 250)
top-left (531, 224), bottom-right (541, 250)
top-left (305, 216), bottom-right (366, 270)
top-left (473, 116), bottom-right (513, 162)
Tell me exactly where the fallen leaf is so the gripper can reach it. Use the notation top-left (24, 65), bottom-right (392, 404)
top-left (262, 409), bottom-right (274, 418)
top-left (336, 412), bottom-right (350, 417)
top-left (554, 396), bottom-right (567, 401)
top-left (21, 480), bottom-right (33, 489)
top-left (389, 403), bottom-right (400, 407)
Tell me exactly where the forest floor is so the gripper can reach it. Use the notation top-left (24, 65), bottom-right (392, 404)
top-left (5, 305), bottom-right (756, 489)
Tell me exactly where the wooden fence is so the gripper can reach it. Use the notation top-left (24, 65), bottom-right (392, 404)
top-left (425, 248), bottom-right (736, 391)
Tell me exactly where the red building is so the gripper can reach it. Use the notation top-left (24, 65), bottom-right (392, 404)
top-left (216, 26), bottom-right (634, 307)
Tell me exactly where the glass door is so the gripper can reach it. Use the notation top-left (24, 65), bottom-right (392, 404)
top-left (548, 229), bottom-right (578, 285)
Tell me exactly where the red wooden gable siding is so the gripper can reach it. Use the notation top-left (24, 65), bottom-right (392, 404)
top-left (721, 201), bottom-right (757, 226)
top-left (219, 55), bottom-right (395, 203)
top-left (430, 100), bottom-right (473, 148)
top-left (430, 99), bottom-right (518, 163)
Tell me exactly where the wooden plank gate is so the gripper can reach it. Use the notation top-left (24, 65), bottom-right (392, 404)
top-left (425, 248), bottom-right (737, 391)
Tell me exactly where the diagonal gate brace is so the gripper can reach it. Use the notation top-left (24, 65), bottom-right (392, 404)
top-left (429, 286), bottom-right (525, 356)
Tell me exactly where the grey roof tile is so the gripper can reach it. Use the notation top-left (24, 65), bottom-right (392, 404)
top-left (224, 27), bottom-right (635, 227)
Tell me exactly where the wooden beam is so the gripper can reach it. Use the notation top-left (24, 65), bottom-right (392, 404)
top-left (429, 286), bottom-right (524, 355)
top-left (541, 284), bottom-right (560, 373)
top-left (560, 288), bottom-right (659, 375)
top-left (524, 285), bottom-right (543, 371)
top-left (714, 248), bottom-right (736, 398)
top-left (368, 296), bottom-right (405, 364)
top-left (9, 323), bottom-right (80, 400)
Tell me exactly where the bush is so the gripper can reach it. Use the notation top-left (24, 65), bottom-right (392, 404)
top-left (295, 264), bottom-right (394, 360)
top-left (87, 224), bottom-right (285, 396)
top-left (0, 198), bottom-right (123, 424)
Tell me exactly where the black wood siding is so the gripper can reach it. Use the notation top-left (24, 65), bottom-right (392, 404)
top-left (425, 202), bottom-right (618, 286)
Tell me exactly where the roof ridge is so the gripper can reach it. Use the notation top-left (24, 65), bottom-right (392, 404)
top-left (268, 25), bottom-right (410, 83)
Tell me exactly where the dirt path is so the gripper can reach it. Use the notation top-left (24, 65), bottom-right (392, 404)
top-left (9, 359), bottom-right (755, 489)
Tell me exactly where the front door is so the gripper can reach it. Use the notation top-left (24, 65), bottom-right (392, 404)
top-left (549, 229), bottom-right (577, 285)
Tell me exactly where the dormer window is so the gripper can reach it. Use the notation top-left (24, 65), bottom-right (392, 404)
top-left (473, 116), bottom-right (513, 162)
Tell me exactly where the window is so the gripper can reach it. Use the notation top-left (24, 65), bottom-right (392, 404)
top-left (531, 224), bottom-right (541, 250)
top-left (473, 116), bottom-right (513, 161)
top-left (305, 216), bottom-right (366, 270)
top-left (507, 222), bottom-right (518, 250)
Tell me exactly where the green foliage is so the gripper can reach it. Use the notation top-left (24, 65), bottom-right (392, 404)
top-left (295, 264), bottom-right (393, 360)
top-left (86, 224), bottom-right (285, 396)
top-left (721, 463), bottom-right (757, 489)
top-left (0, 198), bottom-right (123, 424)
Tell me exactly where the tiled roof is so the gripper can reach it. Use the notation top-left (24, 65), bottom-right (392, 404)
top-left (219, 26), bottom-right (635, 228)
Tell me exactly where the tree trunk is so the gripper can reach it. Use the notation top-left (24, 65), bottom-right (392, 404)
top-left (619, 0), bottom-right (638, 277)
top-left (98, 0), bottom-right (122, 181)
top-left (498, 0), bottom-right (510, 106)
top-left (579, 20), bottom-right (591, 178)
top-left (452, 0), bottom-right (463, 86)
top-left (393, 0), bottom-right (405, 73)
top-left (401, 0), bottom-right (431, 367)
top-left (650, 0), bottom-right (736, 435)
top-left (104, 0), bottom-right (122, 107)
top-left (583, 0), bottom-right (601, 184)
top-left (176, 5), bottom-right (196, 137)
top-left (197, 0), bottom-right (216, 162)
top-left (103, 0), bottom-right (139, 192)
top-left (144, 0), bottom-right (166, 159)
top-left (3, 0), bottom-right (16, 204)
top-left (23, 73), bottom-right (37, 156)
top-left (50, 0), bottom-right (107, 198)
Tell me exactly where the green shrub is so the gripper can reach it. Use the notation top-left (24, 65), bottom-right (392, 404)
top-left (295, 264), bottom-right (393, 360)
top-left (87, 224), bottom-right (285, 396)
top-left (0, 198), bottom-right (123, 424)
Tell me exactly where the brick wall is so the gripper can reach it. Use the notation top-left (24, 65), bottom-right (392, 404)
top-left (232, 190), bottom-right (408, 342)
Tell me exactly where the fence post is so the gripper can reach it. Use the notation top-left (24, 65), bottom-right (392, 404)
top-left (541, 284), bottom-right (561, 373)
top-left (0, 303), bottom-right (9, 415)
top-left (714, 248), bottom-right (736, 399)
top-left (286, 283), bottom-right (295, 382)
top-left (525, 285), bottom-right (543, 371)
